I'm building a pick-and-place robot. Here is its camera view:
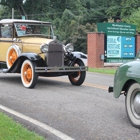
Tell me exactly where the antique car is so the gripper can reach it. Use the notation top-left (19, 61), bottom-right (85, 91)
top-left (0, 19), bottom-right (87, 88)
top-left (108, 51), bottom-right (140, 128)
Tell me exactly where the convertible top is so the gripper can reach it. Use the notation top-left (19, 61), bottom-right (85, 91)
top-left (0, 19), bottom-right (51, 24)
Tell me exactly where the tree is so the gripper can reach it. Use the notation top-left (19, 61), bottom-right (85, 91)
top-left (69, 23), bottom-right (96, 53)
top-left (53, 9), bottom-right (79, 41)
top-left (23, 0), bottom-right (50, 20)
top-left (120, 0), bottom-right (140, 18)
top-left (0, 0), bottom-right (28, 19)
top-left (83, 0), bottom-right (123, 24)
top-left (123, 7), bottom-right (140, 32)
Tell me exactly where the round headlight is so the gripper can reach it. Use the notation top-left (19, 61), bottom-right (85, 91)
top-left (65, 43), bottom-right (74, 52)
top-left (40, 44), bottom-right (49, 53)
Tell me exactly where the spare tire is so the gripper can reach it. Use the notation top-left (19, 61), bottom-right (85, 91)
top-left (6, 45), bottom-right (21, 69)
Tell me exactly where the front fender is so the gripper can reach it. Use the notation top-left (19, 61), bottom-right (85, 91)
top-left (8, 53), bottom-right (43, 73)
top-left (70, 58), bottom-right (84, 66)
top-left (114, 60), bottom-right (140, 98)
top-left (19, 52), bottom-right (42, 60)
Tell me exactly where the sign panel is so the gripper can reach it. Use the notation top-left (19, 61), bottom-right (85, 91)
top-left (22, 16), bottom-right (25, 20)
top-left (121, 37), bottom-right (135, 58)
top-left (97, 23), bottom-right (136, 36)
top-left (106, 59), bottom-right (133, 63)
top-left (107, 36), bottom-right (135, 58)
top-left (97, 22), bottom-right (136, 62)
top-left (107, 36), bottom-right (121, 58)
top-left (106, 23), bottom-right (136, 36)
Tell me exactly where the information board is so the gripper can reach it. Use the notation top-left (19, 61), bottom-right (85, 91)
top-left (107, 36), bottom-right (135, 58)
top-left (121, 36), bottom-right (135, 58)
top-left (97, 22), bottom-right (136, 62)
top-left (107, 36), bottom-right (121, 58)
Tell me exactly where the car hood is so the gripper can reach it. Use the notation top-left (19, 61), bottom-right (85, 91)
top-left (20, 37), bottom-right (53, 44)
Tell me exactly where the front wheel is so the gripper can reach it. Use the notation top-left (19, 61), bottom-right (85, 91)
top-left (125, 83), bottom-right (140, 128)
top-left (21, 60), bottom-right (38, 88)
top-left (68, 59), bottom-right (86, 86)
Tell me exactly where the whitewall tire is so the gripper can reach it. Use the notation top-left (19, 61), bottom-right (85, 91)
top-left (21, 60), bottom-right (38, 88)
top-left (126, 83), bottom-right (140, 128)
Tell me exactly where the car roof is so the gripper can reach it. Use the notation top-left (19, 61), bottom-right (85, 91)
top-left (0, 19), bottom-right (51, 24)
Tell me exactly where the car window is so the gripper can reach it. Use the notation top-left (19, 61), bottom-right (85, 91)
top-left (1, 24), bottom-right (12, 38)
top-left (14, 23), bottom-right (54, 38)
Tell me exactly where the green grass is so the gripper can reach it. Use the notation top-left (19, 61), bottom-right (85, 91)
top-left (88, 67), bottom-right (117, 75)
top-left (0, 112), bottom-right (46, 140)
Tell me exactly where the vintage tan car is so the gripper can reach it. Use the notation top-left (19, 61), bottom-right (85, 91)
top-left (0, 19), bottom-right (87, 88)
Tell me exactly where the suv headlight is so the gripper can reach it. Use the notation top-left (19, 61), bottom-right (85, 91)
top-left (64, 43), bottom-right (74, 52)
top-left (40, 44), bottom-right (49, 53)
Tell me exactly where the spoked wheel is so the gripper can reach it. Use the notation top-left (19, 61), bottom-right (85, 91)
top-left (21, 60), bottom-right (38, 88)
top-left (6, 45), bottom-right (21, 69)
top-left (125, 83), bottom-right (140, 128)
top-left (68, 59), bottom-right (86, 86)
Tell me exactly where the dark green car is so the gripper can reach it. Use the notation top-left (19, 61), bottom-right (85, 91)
top-left (109, 51), bottom-right (140, 128)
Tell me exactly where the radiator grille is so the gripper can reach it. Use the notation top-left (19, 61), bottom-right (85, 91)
top-left (47, 41), bottom-right (64, 67)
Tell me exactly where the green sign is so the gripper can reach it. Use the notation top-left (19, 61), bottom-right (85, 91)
top-left (106, 58), bottom-right (133, 63)
top-left (22, 16), bottom-right (25, 20)
top-left (97, 23), bottom-right (136, 36)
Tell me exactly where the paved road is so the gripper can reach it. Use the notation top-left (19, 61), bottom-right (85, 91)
top-left (0, 72), bottom-right (140, 140)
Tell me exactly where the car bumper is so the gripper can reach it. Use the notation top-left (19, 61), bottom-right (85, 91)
top-left (35, 66), bottom-right (88, 72)
top-left (108, 86), bottom-right (113, 92)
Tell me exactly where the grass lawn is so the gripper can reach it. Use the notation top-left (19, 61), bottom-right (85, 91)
top-left (88, 67), bottom-right (117, 75)
top-left (0, 112), bottom-right (45, 140)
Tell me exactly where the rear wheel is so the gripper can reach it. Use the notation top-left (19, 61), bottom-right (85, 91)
top-left (68, 59), bottom-right (86, 86)
top-left (125, 83), bottom-right (140, 128)
top-left (21, 60), bottom-right (38, 88)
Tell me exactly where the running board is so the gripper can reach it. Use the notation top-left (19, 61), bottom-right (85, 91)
top-left (0, 69), bottom-right (8, 73)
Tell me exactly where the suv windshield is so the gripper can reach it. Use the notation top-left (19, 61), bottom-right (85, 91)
top-left (14, 23), bottom-right (54, 38)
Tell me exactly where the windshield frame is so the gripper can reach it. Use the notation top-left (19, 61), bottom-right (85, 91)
top-left (14, 22), bottom-right (54, 39)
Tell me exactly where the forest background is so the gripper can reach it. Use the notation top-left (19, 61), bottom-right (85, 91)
top-left (0, 0), bottom-right (139, 54)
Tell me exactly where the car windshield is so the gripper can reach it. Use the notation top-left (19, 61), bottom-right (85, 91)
top-left (14, 23), bottom-right (54, 38)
